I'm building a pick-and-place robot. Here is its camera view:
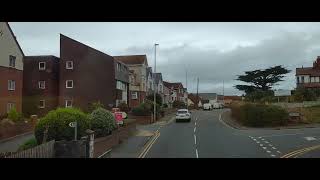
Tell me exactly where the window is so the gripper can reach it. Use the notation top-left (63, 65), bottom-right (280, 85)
top-left (39, 62), bottom-right (46, 70)
top-left (8, 80), bottom-right (15, 91)
top-left (296, 76), bottom-right (299, 84)
top-left (9, 55), bottom-right (16, 68)
top-left (116, 81), bottom-right (122, 90)
top-left (38, 81), bottom-right (46, 89)
top-left (316, 77), bottom-right (320, 83)
top-left (66, 61), bottom-right (73, 69)
top-left (301, 76), bottom-right (305, 83)
top-left (66, 80), bottom-right (73, 88)
top-left (132, 92), bottom-right (138, 99)
top-left (117, 63), bottom-right (121, 71)
top-left (7, 103), bottom-right (15, 113)
top-left (39, 100), bottom-right (45, 108)
top-left (65, 100), bottom-right (73, 108)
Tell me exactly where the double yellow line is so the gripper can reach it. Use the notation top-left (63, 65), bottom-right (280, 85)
top-left (281, 144), bottom-right (320, 158)
top-left (138, 131), bottom-right (160, 158)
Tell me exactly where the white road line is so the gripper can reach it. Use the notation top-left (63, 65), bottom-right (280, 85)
top-left (196, 117), bottom-right (198, 121)
top-left (304, 137), bottom-right (317, 141)
top-left (264, 141), bottom-right (269, 144)
top-left (262, 147), bottom-right (267, 149)
top-left (271, 154), bottom-right (276, 157)
top-left (266, 150), bottom-right (271, 153)
top-left (253, 139), bottom-right (257, 141)
top-left (257, 141), bottom-right (260, 143)
top-left (194, 127), bottom-right (196, 133)
top-left (259, 133), bottom-right (304, 138)
top-left (261, 139), bottom-right (265, 141)
top-left (196, 149), bottom-right (199, 158)
top-left (269, 144), bottom-right (273, 147)
top-left (195, 122), bottom-right (197, 126)
top-left (272, 147), bottom-right (277, 149)
top-left (194, 134), bottom-right (197, 145)
top-left (277, 151), bottom-right (281, 154)
top-left (260, 144), bottom-right (264, 147)
top-left (258, 137), bottom-right (262, 139)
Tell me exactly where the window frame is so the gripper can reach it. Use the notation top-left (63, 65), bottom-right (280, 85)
top-left (39, 100), bottom-right (45, 109)
top-left (8, 80), bottom-right (15, 91)
top-left (9, 55), bottom-right (16, 68)
top-left (38, 81), bottom-right (46, 89)
top-left (66, 61), bottom-right (73, 70)
top-left (39, 62), bottom-right (46, 70)
top-left (65, 100), bottom-right (73, 108)
top-left (66, 80), bottom-right (74, 89)
top-left (7, 102), bottom-right (15, 113)
top-left (131, 92), bottom-right (138, 99)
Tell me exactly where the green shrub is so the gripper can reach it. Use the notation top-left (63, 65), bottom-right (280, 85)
top-left (88, 101), bottom-right (105, 113)
top-left (146, 93), bottom-right (163, 105)
top-left (18, 137), bottom-right (37, 151)
top-left (132, 106), bottom-right (149, 116)
top-left (34, 108), bottom-right (90, 144)
top-left (8, 107), bottom-right (23, 122)
top-left (117, 102), bottom-right (130, 113)
top-left (162, 104), bottom-right (168, 108)
top-left (231, 103), bottom-right (288, 127)
top-left (172, 100), bottom-right (186, 108)
top-left (88, 108), bottom-right (116, 137)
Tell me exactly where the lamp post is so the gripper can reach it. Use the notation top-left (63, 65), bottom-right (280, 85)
top-left (154, 43), bottom-right (159, 122)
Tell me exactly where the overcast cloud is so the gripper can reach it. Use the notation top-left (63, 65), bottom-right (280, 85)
top-left (9, 22), bottom-right (320, 95)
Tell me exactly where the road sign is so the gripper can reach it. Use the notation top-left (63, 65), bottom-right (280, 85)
top-left (274, 89), bottom-right (291, 96)
top-left (69, 122), bottom-right (76, 127)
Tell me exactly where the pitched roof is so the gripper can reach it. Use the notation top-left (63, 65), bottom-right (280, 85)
top-left (198, 93), bottom-right (217, 100)
top-left (224, 96), bottom-right (242, 101)
top-left (6, 22), bottom-right (24, 56)
top-left (296, 67), bottom-right (320, 76)
top-left (188, 93), bottom-right (201, 104)
top-left (114, 55), bottom-right (147, 66)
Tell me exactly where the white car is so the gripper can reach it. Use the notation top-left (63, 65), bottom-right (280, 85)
top-left (203, 103), bottom-right (212, 110)
top-left (213, 102), bottom-right (223, 109)
top-left (175, 109), bottom-right (191, 122)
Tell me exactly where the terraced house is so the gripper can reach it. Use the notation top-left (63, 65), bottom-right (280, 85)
top-left (114, 55), bottom-right (148, 108)
top-left (0, 22), bottom-right (24, 115)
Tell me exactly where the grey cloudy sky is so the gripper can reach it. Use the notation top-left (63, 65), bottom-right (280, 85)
top-left (9, 22), bottom-right (320, 95)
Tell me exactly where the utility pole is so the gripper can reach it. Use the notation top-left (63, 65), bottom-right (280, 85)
top-left (196, 77), bottom-right (199, 109)
top-left (186, 70), bottom-right (188, 110)
top-left (223, 80), bottom-right (225, 105)
top-left (154, 43), bottom-right (159, 122)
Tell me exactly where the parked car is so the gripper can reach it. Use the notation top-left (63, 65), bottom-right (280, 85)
top-left (203, 103), bottom-right (212, 110)
top-left (212, 102), bottom-right (223, 109)
top-left (175, 109), bottom-right (191, 122)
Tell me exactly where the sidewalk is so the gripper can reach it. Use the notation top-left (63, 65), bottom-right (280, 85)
top-left (105, 112), bottom-right (175, 158)
top-left (0, 132), bottom-right (34, 153)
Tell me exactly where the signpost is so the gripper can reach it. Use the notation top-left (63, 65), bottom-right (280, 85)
top-left (274, 89), bottom-right (292, 103)
top-left (69, 121), bottom-right (77, 141)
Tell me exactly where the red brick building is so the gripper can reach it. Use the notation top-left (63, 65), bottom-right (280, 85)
top-left (296, 56), bottom-right (320, 89)
top-left (0, 22), bottom-right (24, 116)
top-left (23, 56), bottom-right (60, 117)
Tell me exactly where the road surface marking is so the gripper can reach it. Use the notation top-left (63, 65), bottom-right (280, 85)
top-left (194, 134), bottom-right (197, 145)
top-left (196, 117), bottom-right (198, 121)
top-left (195, 122), bottom-right (197, 126)
top-left (269, 144), bottom-right (273, 147)
top-left (266, 150), bottom-right (271, 153)
top-left (138, 131), bottom-right (161, 158)
top-left (249, 136), bottom-right (252, 138)
top-left (262, 147), bottom-right (267, 149)
top-left (218, 111), bottom-right (236, 130)
top-left (196, 149), bottom-right (199, 158)
top-left (260, 144), bottom-right (264, 147)
top-left (304, 137), bottom-right (317, 141)
top-left (277, 151), bottom-right (281, 154)
top-left (258, 137), bottom-right (262, 139)
top-left (264, 141), bottom-right (269, 144)
top-left (256, 141), bottom-right (260, 143)
top-left (281, 145), bottom-right (320, 158)
top-left (271, 154), bottom-right (276, 157)
top-left (259, 133), bottom-right (304, 138)
top-left (252, 138), bottom-right (257, 141)
top-left (261, 139), bottom-right (265, 141)
top-left (272, 147), bottom-right (276, 149)
top-left (194, 127), bottom-right (196, 133)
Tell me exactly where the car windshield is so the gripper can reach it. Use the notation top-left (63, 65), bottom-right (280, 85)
top-left (177, 111), bottom-right (188, 114)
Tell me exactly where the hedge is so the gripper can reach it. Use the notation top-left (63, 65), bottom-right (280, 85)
top-left (34, 108), bottom-right (90, 144)
top-left (230, 103), bottom-right (288, 127)
top-left (88, 108), bottom-right (116, 137)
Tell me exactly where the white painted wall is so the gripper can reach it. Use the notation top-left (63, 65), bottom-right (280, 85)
top-left (0, 22), bottom-right (23, 70)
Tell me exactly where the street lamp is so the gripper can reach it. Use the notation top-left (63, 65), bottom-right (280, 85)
top-left (154, 43), bottom-right (159, 122)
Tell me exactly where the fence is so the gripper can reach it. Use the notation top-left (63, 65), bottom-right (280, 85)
top-left (5, 140), bottom-right (55, 158)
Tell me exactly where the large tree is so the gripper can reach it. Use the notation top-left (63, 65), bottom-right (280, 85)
top-left (235, 65), bottom-right (291, 94)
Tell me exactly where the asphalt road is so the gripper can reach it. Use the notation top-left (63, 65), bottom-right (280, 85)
top-left (144, 109), bottom-right (320, 158)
